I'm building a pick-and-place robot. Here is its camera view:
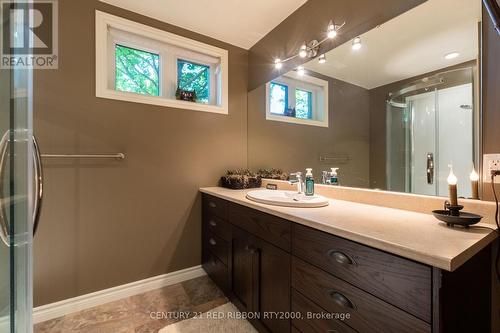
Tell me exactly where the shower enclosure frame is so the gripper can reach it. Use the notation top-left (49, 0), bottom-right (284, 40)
top-left (386, 63), bottom-right (481, 197)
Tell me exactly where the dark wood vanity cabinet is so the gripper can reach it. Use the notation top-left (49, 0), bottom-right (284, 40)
top-left (202, 194), bottom-right (291, 333)
top-left (201, 194), bottom-right (492, 333)
top-left (201, 195), bottom-right (231, 293)
top-left (231, 226), bottom-right (291, 333)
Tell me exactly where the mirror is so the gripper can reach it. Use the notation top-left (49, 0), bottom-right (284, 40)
top-left (248, 0), bottom-right (482, 198)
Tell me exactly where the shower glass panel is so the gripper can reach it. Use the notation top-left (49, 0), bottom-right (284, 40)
top-left (408, 90), bottom-right (438, 196)
top-left (386, 67), bottom-right (475, 198)
top-left (386, 102), bottom-right (411, 193)
top-left (0, 1), bottom-right (34, 331)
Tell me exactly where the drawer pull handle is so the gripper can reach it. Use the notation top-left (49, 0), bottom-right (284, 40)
top-left (327, 250), bottom-right (356, 266)
top-left (209, 238), bottom-right (217, 246)
top-left (329, 291), bottom-right (356, 309)
top-left (209, 202), bottom-right (217, 208)
top-left (209, 220), bottom-right (217, 227)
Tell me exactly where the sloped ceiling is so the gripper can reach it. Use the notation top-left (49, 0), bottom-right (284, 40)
top-left (304, 0), bottom-right (481, 89)
top-left (99, 0), bottom-right (307, 49)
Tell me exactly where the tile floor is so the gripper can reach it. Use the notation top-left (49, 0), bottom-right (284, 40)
top-left (34, 276), bottom-right (227, 333)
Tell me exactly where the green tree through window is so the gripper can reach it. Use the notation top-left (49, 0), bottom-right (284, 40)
top-left (177, 60), bottom-right (210, 103)
top-left (269, 82), bottom-right (288, 115)
top-left (295, 89), bottom-right (312, 119)
top-left (115, 45), bottom-right (160, 96)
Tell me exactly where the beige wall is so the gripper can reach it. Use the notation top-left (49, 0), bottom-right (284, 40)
top-left (248, 73), bottom-right (370, 188)
top-left (33, 0), bottom-right (248, 306)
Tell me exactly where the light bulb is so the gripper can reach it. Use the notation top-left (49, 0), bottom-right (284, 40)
top-left (318, 54), bottom-right (326, 64)
top-left (470, 167), bottom-right (479, 181)
top-left (299, 43), bottom-right (308, 58)
top-left (274, 58), bottom-right (282, 69)
top-left (447, 166), bottom-right (458, 185)
top-left (352, 36), bottom-right (362, 51)
top-left (444, 52), bottom-right (460, 60)
top-left (297, 66), bottom-right (305, 76)
top-left (327, 21), bottom-right (337, 39)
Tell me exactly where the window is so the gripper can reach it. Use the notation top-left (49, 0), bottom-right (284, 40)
top-left (269, 82), bottom-right (288, 115)
top-left (295, 89), bottom-right (312, 119)
top-left (266, 72), bottom-right (328, 127)
top-left (115, 45), bottom-right (160, 96)
top-left (96, 11), bottom-right (229, 114)
top-left (177, 59), bottom-right (210, 103)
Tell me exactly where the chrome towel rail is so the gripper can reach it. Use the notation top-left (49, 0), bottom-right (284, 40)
top-left (319, 155), bottom-right (350, 163)
top-left (41, 153), bottom-right (126, 160)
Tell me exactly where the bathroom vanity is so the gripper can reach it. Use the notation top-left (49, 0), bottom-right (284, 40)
top-left (200, 187), bottom-right (497, 333)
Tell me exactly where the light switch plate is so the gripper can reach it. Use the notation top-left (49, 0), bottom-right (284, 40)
top-left (483, 154), bottom-right (500, 183)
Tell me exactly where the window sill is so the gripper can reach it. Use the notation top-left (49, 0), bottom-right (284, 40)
top-left (96, 89), bottom-right (228, 115)
top-left (265, 113), bottom-right (328, 127)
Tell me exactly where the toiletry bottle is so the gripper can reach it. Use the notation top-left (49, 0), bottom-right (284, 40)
top-left (322, 171), bottom-right (330, 185)
top-left (330, 168), bottom-right (340, 186)
top-left (305, 168), bottom-right (315, 196)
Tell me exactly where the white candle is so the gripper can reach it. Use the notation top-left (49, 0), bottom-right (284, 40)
top-left (447, 166), bottom-right (458, 206)
top-left (470, 167), bottom-right (479, 199)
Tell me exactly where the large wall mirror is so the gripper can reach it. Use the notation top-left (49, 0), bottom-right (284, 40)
top-left (248, 0), bottom-right (483, 198)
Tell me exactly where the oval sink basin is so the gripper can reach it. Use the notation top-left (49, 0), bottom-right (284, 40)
top-left (246, 189), bottom-right (329, 208)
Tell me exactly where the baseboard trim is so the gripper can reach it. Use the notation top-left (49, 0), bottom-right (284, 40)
top-left (33, 265), bottom-right (206, 324)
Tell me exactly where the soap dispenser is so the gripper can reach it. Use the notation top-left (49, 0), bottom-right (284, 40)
top-left (330, 168), bottom-right (340, 186)
top-left (322, 171), bottom-right (330, 185)
top-left (305, 168), bottom-right (315, 196)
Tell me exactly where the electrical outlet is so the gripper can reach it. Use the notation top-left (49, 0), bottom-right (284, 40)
top-left (483, 154), bottom-right (500, 183)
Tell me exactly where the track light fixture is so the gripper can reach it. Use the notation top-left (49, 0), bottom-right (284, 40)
top-left (299, 43), bottom-right (308, 58)
top-left (274, 58), bottom-right (283, 69)
top-left (352, 36), bottom-right (362, 51)
top-left (273, 19), bottom-right (345, 70)
top-left (327, 20), bottom-right (339, 39)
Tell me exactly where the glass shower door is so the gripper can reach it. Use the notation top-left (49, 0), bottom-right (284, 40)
top-left (408, 89), bottom-right (438, 196)
top-left (386, 67), bottom-right (475, 197)
top-left (0, 1), bottom-right (38, 331)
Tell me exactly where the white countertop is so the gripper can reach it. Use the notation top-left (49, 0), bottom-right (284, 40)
top-left (200, 187), bottom-right (498, 271)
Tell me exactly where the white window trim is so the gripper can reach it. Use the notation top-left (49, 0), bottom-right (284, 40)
top-left (265, 72), bottom-right (329, 127)
top-left (95, 10), bottom-right (229, 115)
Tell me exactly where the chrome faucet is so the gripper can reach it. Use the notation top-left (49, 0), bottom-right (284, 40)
top-left (289, 172), bottom-right (304, 194)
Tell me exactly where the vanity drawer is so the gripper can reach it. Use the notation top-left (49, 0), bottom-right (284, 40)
top-left (202, 194), bottom-right (228, 220)
top-left (292, 257), bottom-right (430, 333)
top-left (202, 249), bottom-right (229, 293)
top-left (292, 289), bottom-right (357, 333)
top-left (228, 203), bottom-right (291, 252)
top-left (292, 224), bottom-right (431, 322)
top-left (203, 214), bottom-right (231, 241)
top-left (203, 231), bottom-right (229, 266)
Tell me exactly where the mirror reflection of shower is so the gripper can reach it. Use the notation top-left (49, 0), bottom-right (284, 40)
top-left (386, 65), bottom-right (476, 198)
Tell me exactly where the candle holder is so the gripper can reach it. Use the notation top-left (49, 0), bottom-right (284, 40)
top-left (444, 200), bottom-right (464, 217)
top-left (432, 200), bottom-right (483, 228)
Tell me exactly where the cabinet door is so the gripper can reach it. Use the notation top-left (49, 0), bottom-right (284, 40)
top-left (232, 226), bottom-right (291, 333)
top-left (232, 227), bottom-right (258, 312)
top-left (258, 238), bottom-right (291, 333)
